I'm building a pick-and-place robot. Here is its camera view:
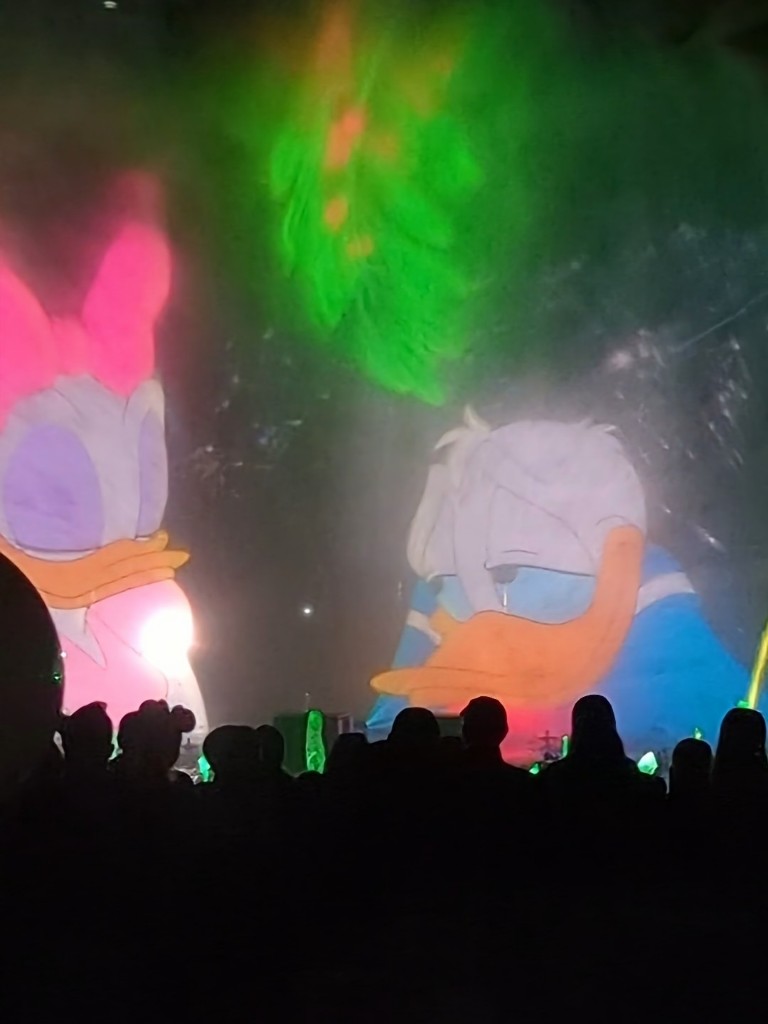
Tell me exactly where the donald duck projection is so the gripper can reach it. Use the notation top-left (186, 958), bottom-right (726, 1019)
top-left (368, 409), bottom-right (750, 761)
top-left (0, 173), bottom-right (206, 739)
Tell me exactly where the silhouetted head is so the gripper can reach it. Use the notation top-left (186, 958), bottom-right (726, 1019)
top-left (461, 696), bottom-right (508, 752)
top-left (0, 553), bottom-right (63, 797)
top-left (326, 732), bottom-right (368, 779)
top-left (117, 701), bottom-right (195, 779)
top-left (670, 737), bottom-right (712, 800)
top-left (203, 725), bottom-right (260, 785)
top-left (61, 701), bottom-right (113, 770)
top-left (389, 707), bottom-right (440, 752)
top-left (572, 694), bottom-right (616, 730)
top-left (296, 770), bottom-right (324, 800)
top-left (254, 724), bottom-right (285, 773)
top-left (117, 711), bottom-right (141, 758)
top-left (569, 694), bottom-right (626, 766)
top-left (714, 707), bottom-right (768, 781)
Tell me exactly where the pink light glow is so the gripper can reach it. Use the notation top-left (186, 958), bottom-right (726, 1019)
top-left (60, 579), bottom-right (202, 733)
top-left (0, 214), bottom-right (171, 424)
top-left (82, 222), bottom-right (172, 395)
top-left (0, 261), bottom-right (58, 425)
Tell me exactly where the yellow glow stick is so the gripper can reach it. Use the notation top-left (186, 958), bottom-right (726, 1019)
top-left (746, 622), bottom-right (768, 710)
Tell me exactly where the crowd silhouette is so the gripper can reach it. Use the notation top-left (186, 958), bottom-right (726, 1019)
top-left (1, 691), bottom-right (767, 1020)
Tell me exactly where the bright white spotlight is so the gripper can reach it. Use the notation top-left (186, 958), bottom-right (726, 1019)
top-left (140, 608), bottom-right (194, 678)
top-left (301, 603), bottom-right (315, 618)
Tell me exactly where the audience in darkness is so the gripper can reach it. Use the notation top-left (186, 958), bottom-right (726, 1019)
top-left (3, 674), bottom-right (767, 1020)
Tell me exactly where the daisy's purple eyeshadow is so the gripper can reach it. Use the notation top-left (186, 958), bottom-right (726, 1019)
top-left (3, 425), bottom-right (103, 552)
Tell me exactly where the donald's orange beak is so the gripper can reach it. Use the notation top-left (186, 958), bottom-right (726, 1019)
top-left (372, 525), bottom-right (644, 709)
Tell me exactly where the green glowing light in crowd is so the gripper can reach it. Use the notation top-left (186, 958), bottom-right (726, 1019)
top-left (693, 727), bottom-right (703, 741)
top-left (737, 700), bottom-right (751, 709)
top-left (560, 734), bottom-right (569, 758)
top-left (197, 753), bottom-right (213, 783)
top-left (305, 709), bottom-right (327, 773)
top-left (52, 651), bottom-right (64, 686)
top-left (529, 762), bottom-right (541, 775)
top-left (637, 751), bottom-right (659, 776)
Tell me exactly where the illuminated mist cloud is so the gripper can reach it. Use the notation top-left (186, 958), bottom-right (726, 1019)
top-left (257, 1), bottom-right (557, 403)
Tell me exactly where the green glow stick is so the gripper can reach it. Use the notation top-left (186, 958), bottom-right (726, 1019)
top-left (637, 751), bottom-right (659, 776)
top-left (305, 709), bottom-right (327, 774)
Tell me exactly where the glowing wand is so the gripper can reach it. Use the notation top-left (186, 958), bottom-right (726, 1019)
top-left (746, 621), bottom-right (768, 710)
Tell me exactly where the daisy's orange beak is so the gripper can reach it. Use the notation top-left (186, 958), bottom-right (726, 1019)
top-left (373, 525), bottom-right (644, 709)
top-left (0, 531), bottom-right (188, 611)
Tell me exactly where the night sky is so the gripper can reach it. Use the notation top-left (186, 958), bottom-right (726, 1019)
top-left (2, 0), bottom-right (768, 727)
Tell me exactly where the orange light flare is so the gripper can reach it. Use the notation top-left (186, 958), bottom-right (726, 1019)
top-left (323, 194), bottom-right (349, 232)
top-left (313, 2), bottom-right (354, 78)
top-left (324, 104), bottom-right (368, 170)
top-left (396, 38), bottom-right (461, 117)
top-left (346, 235), bottom-right (375, 260)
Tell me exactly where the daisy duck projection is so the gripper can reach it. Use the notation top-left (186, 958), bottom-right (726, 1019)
top-left (0, 174), bottom-right (206, 739)
top-left (368, 409), bottom-right (750, 761)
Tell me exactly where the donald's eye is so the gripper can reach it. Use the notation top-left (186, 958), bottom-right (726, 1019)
top-left (490, 565), bottom-right (519, 585)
